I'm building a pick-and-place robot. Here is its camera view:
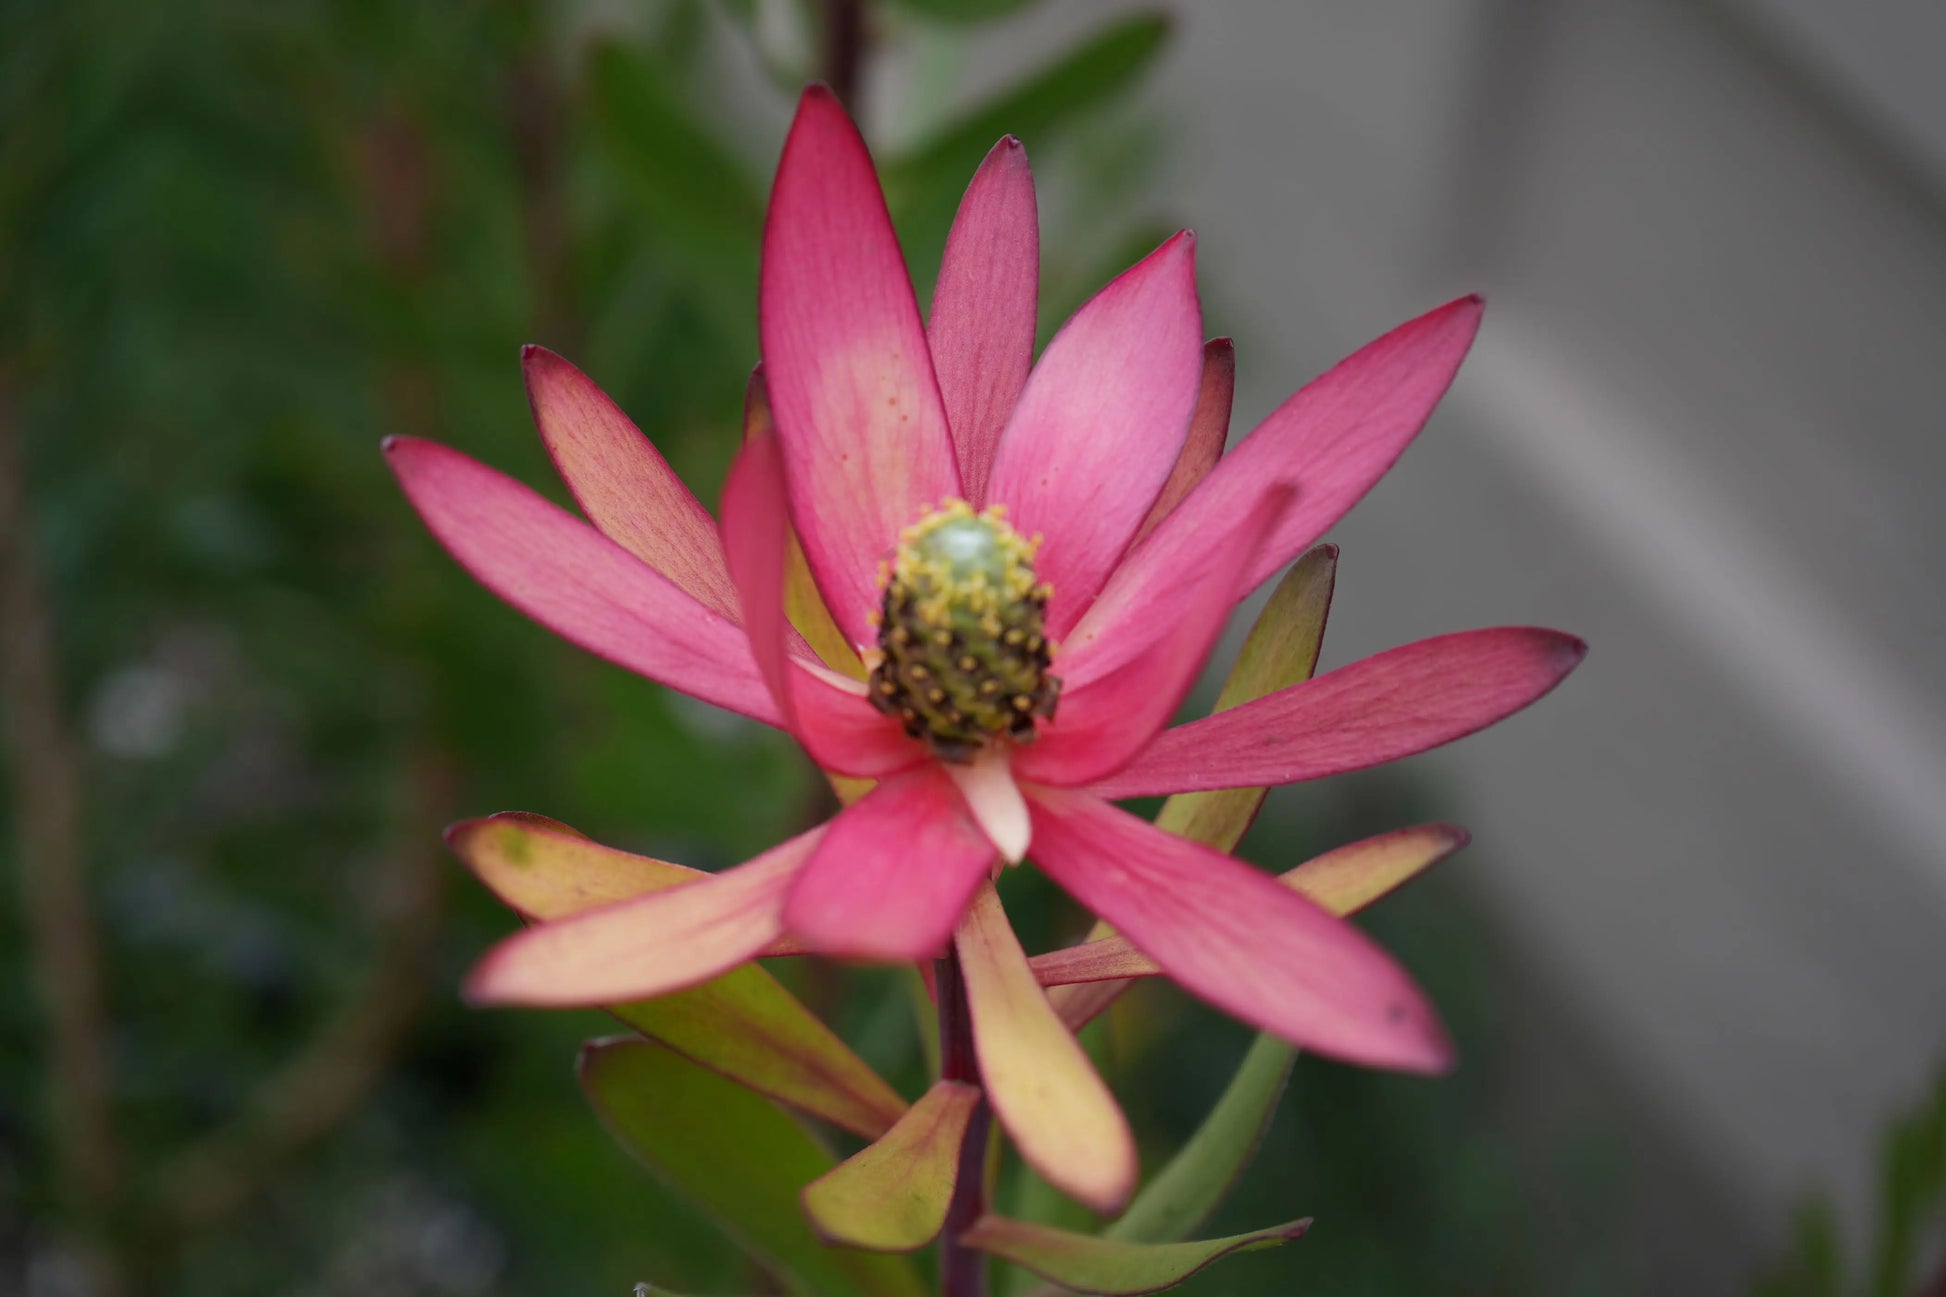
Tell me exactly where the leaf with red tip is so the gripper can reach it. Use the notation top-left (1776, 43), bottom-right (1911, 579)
top-left (801, 1080), bottom-right (982, 1252)
top-left (959, 1214), bottom-right (1310, 1295)
top-left (580, 1038), bottom-right (925, 1297)
top-left (450, 815), bottom-right (905, 1139)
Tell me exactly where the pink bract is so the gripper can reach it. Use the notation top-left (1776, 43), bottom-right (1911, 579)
top-left (388, 87), bottom-right (1582, 1108)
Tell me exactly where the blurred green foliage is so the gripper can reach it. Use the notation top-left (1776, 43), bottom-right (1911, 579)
top-left (1, 2), bottom-right (1680, 1294)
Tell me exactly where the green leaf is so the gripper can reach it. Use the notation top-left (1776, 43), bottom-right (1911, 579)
top-left (802, 1079), bottom-right (982, 1252)
top-left (883, 0), bottom-right (1040, 25)
top-left (611, 970), bottom-right (908, 1142)
top-left (1153, 543), bottom-right (1337, 853)
top-left (963, 1214), bottom-right (1310, 1295)
top-left (581, 1038), bottom-right (927, 1297)
top-left (1105, 1033), bottom-right (1295, 1245)
top-left (452, 815), bottom-right (908, 1140)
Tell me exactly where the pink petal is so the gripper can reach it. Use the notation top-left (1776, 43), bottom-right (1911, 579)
top-left (783, 765), bottom-right (995, 961)
top-left (523, 346), bottom-right (741, 622)
top-left (1075, 297), bottom-right (1483, 653)
top-left (1027, 787), bottom-right (1452, 1073)
top-left (760, 86), bottom-right (960, 648)
top-left (1135, 337), bottom-right (1234, 539)
top-left (720, 428), bottom-right (924, 778)
top-left (464, 828), bottom-right (820, 1006)
top-left (384, 436), bottom-right (779, 724)
top-left (928, 136), bottom-right (1039, 505)
top-left (1011, 486), bottom-right (1293, 788)
top-left (1090, 627), bottom-right (1587, 799)
top-left (1031, 822), bottom-right (1468, 993)
top-left (985, 232), bottom-right (1204, 637)
top-left (955, 883), bottom-right (1136, 1214)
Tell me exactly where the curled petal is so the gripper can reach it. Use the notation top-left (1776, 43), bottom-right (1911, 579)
top-left (384, 436), bottom-right (779, 723)
top-left (1027, 787), bottom-right (1452, 1073)
top-left (760, 86), bottom-right (960, 647)
top-left (929, 136), bottom-right (1038, 504)
top-left (986, 232), bottom-right (1204, 636)
top-left (1090, 627), bottom-right (1588, 799)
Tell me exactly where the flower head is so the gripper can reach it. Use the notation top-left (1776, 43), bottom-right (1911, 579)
top-left (386, 86), bottom-right (1583, 1210)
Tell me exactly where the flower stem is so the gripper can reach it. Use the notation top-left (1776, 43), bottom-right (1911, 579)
top-left (935, 951), bottom-right (990, 1297)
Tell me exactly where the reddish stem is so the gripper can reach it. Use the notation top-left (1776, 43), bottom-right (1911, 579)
top-left (935, 951), bottom-right (990, 1297)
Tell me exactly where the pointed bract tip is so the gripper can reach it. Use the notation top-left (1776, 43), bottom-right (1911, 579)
top-left (1432, 822), bottom-right (1472, 851)
top-left (440, 818), bottom-right (478, 850)
top-left (798, 81), bottom-right (840, 111)
top-left (1205, 335), bottom-right (1234, 355)
top-left (380, 435), bottom-right (401, 455)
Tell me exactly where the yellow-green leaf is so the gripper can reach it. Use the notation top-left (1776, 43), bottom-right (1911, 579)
top-left (802, 1079), bottom-right (982, 1252)
top-left (962, 1214), bottom-right (1309, 1295)
top-left (452, 814), bottom-right (906, 1139)
top-left (581, 1038), bottom-right (926, 1297)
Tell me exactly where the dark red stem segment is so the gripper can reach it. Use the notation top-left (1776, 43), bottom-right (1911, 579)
top-left (935, 951), bottom-right (990, 1297)
top-left (820, 0), bottom-right (867, 115)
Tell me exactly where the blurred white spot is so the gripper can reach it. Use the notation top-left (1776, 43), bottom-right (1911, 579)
top-left (87, 664), bottom-right (188, 759)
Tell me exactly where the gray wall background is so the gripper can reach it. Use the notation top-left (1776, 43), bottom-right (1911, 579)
top-left (879, 0), bottom-right (1946, 1275)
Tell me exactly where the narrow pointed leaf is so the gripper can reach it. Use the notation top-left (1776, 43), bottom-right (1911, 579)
top-left (802, 1080), bottom-right (982, 1252)
top-left (580, 1038), bottom-right (926, 1297)
top-left (1105, 1033), bottom-right (1294, 1244)
top-left (1150, 542), bottom-right (1337, 851)
top-left (453, 815), bottom-right (906, 1139)
top-left (961, 1214), bottom-right (1310, 1295)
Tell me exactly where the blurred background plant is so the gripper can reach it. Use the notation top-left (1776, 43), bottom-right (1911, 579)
top-left (4, 1), bottom-right (1938, 1295)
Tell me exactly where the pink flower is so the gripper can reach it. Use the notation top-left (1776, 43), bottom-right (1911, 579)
top-left (386, 87), bottom-right (1582, 1205)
